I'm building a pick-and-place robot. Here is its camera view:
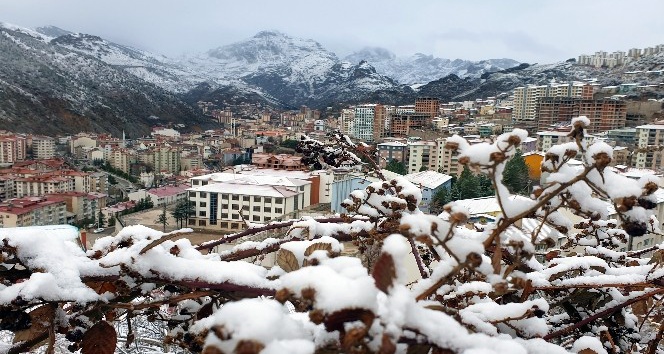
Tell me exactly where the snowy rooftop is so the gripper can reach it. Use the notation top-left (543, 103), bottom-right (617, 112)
top-left (450, 195), bottom-right (533, 216)
top-left (188, 182), bottom-right (300, 198)
top-left (192, 172), bottom-right (310, 187)
top-left (636, 124), bottom-right (664, 130)
top-left (405, 171), bottom-right (453, 189)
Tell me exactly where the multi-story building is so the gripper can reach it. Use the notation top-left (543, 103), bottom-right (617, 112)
top-left (0, 196), bottom-right (67, 228)
top-left (187, 174), bottom-right (311, 231)
top-left (513, 83), bottom-right (593, 121)
top-left (351, 104), bottom-right (387, 142)
top-left (536, 97), bottom-right (626, 133)
top-left (389, 113), bottom-right (429, 137)
top-left (252, 154), bottom-right (305, 170)
top-left (340, 108), bottom-right (355, 135)
top-left (535, 131), bottom-right (597, 152)
top-left (377, 141), bottom-right (408, 168)
top-left (415, 97), bottom-right (440, 124)
top-left (407, 141), bottom-right (436, 173)
top-left (46, 192), bottom-right (106, 222)
top-left (108, 148), bottom-right (132, 174)
top-left (635, 123), bottom-right (664, 170)
top-left (14, 176), bottom-right (74, 198)
top-left (32, 136), bottom-right (56, 159)
top-left (152, 146), bottom-right (181, 174)
top-left (0, 135), bottom-right (27, 164)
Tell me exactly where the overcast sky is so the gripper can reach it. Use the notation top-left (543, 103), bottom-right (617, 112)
top-left (1, 0), bottom-right (663, 63)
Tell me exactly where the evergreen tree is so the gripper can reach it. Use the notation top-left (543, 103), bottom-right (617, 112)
top-left (171, 200), bottom-right (192, 228)
top-left (156, 204), bottom-right (169, 232)
top-left (455, 167), bottom-right (480, 199)
top-left (502, 150), bottom-right (530, 195)
top-left (385, 159), bottom-right (407, 175)
top-left (97, 210), bottom-right (106, 228)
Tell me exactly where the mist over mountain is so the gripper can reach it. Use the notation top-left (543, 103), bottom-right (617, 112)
top-left (344, 47), bottom-right (520, 84)
top-left (0, 22), bottom-right (660, 134)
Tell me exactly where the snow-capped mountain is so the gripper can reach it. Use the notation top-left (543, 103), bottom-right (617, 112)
top-left (0, 22), bottom-right (210, 135)
top-left (179, 31), bottom-right (408, 107)
top-left (344, 47), bottom-right (521, 84)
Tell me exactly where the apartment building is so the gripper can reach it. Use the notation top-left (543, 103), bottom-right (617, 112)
top-left (635, 124), bottom-right (664, 169)
top-left (14, 175), bottom-right (74, 198)
top-left (536, 97), bottom-right (626, 133)
top-left (352, 104), bottom-right (386, 142)
top-left (0, 135), bottom-right (27, 164)
top-left (187, 174), bottom-right (311, 231)
top-left (340, 108), bottom-right (355, 135)
top-left (513, 83), bottom-right (593, 121)
top-left (46, 192), bottom-right (106, 222)
top-left (0, 196), bottom-right (67, 228)
top-left (32, 136), bottom-right (56, 159)
top-left (377, 141), bottom-right (408, 168)
top-left (535, 131), bottom-right (573, 152)
top-left (389, 113), bottom-right (429, 137)
top-left (415, 97), bottom-right (440, 123)
top-left (407, 141), bottom-right (436, 173)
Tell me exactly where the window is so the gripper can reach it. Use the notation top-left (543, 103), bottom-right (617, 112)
top-left (199, 211), bottom-right (206, 217)
top-left (198, 220), bottom-right (206, 226)
top-left (199, 201), bottom-right (207, 207)
top-left (231, 195), bottom-right (239, 201)
top-left (243, 196), bottom-right (250, 202)
top-left (232, 214), bottom-right (239, 220)
top-left (275, 208), bottom-right (283, 214)
top-left (232, 204), bottom-right (239, 210)
top-left (252, 215), bottom-right (260, 221)
top-left (210, 220), bottom-right (217, 225)
top-left (265, 197), bottom-right (272, 203)
top-left (221, 213), bottom-right (229, 219)
top-left (188, 219), bottom-right (196, 225)
top-left (242, 205), bottom-right (249, 211)
top-left (254, 196), bottom-right (261, 202)
top-left (275, 198), bottom-right (283, 204)
top-left (264, 207), bottom-right (271, 213)
top-left (199, 192), bottom-right (207, 198)
top-left (253, 206), bottom-right (260, 212)
top-left (221, 194), bottom-right (229, 199)
top-left (220, 222), bottom-right (228, 228)
top-left (231, 223), bottom-right (239, 230)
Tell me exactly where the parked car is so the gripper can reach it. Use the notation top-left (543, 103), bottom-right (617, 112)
top-left (93, 228), bottom-right (105, 234)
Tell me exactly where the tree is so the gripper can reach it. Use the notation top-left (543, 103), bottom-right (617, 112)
top-left (1, 127), bottom-right (663, 354)
top-left (155, 204), bottom-right (169, 232)
top-left (97, 210), bottom-right (106, 228)
top-left (171, 200), bottom-right (191, 228)
top-left (107, 174), bottom-right (118, 185)
top-left (280, 139), bottom-right (299, 149)
top-left (502, 149), bottom-right (530, 195)
top-left (385, 159), bottom-right (407, 175)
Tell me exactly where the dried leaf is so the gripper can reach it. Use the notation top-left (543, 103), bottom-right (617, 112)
top-left (324, 309), bottom-right (375, 332)
top-left (235, 339), bottom-right (264, 354)
top-left (12, 304), bottom-right (55, 347)
top-left (304, 242), bottom-right (332, 257)
top-left (276, 249), bottom-right (300, 272)
top-left (372, 252), bottom-right (396, 293)
top-left (81, 321), bottom-right (116, 354)
top-left (378, 334), bottom-right (396, 354)
top-left (197, 302), bottom-right (214, 320)
top-left (86, 281), bottom-right (117, 295)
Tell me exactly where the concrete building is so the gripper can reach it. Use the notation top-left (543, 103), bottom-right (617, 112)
top-left (407, 141), bottom-right (436, 173)
top-left (340, 108), bottom-right (355, 135)
top-left (415, 97), bottom-right (440, 124)
top-left (635, 123), bottom-right (664, 170)
top-left (389, 113), bottom-right (429, 137)
top-left (377, 141), bottom-right (408, 168)
top-left (14, 175), bottom-right (74, 198)
top-left (0, 135), bottom-right (27, 164)
top-left (513, 83), bottom-right (593, 121)
top-left (0, 196), bottom-right (67, 227)
top-left (352, 104), bottom-right (386, 142)
top-left (187, 174), bottom-right (311, 231)
top-left (32, 136), bottom-right (56, 159)
top-left (536, 97), bottom-right (626, 133)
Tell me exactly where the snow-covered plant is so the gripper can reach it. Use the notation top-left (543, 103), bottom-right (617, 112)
top-left (1, 122), bottom-right (663, 354)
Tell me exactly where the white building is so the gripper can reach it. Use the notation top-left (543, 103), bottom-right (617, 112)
top-left (32, 136), bottom-right (56, 159)
top-left (187, 174), bottom-right (311, 231)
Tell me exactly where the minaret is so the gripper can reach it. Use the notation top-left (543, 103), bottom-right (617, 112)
top-left (122, 130), bottom-right (126, 148)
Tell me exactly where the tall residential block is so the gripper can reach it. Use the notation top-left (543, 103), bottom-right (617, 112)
top-left (513, 83), bottom-right (593, 121)
top-left (415, 97), bottom-right (440, 124)
top-left (352, 104), bottom-right (386, 142)
top-left (536, 98), bottom-right (626, 133)
top-left (635, 124), bottom-right (664, 169)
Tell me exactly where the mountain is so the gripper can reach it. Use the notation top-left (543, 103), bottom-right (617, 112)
top-left (0, 23), bottom-right (211, 135)
top-left (178, 31), bottom-right (411, 108)
top-left (345, 47), bottom-right (521, 84)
